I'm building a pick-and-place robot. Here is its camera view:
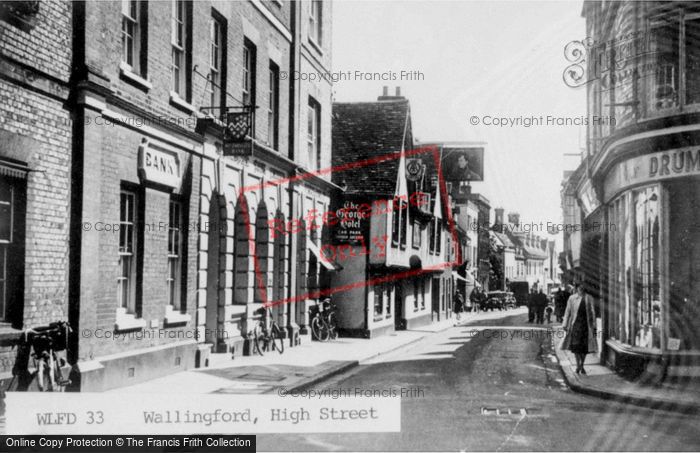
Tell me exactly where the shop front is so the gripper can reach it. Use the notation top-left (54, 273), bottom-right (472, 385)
top-left (597, 145), bottom-right (700, 378)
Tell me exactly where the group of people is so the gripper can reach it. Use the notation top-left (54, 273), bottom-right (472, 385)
top-left (454, 281), bottom-right (597, 375)
top-left (453, 287), bottom-right (487, 320)
top-left (526, 283), bottom-right (598, 375)
top-left (526, 288), bottom-right (549, 324)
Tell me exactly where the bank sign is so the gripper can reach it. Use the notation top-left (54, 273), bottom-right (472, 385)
top-left (604, 147), bottom-right (700, 202)
top-left (138, 140), bottom-right (181, 189)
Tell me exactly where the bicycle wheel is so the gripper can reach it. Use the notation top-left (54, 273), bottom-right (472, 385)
top-left (252, 322), bottom-right (265, 356)
top-left (310, 316), bottom-right (328, 341)
top-left (326, 313), bottom-right (338, 340)
top-left (52, 353), bottom-right (68, 392)
top-left (270, 323), bottom-right (284, 354)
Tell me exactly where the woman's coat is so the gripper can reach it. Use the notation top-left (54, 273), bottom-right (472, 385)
top-left (561, 293), bottom-right (597, 353)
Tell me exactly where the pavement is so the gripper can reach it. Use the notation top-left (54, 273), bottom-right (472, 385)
top-left (109, 309), bottom-right (516, 395)
top-left (553, 330), bottom-right (700, 413)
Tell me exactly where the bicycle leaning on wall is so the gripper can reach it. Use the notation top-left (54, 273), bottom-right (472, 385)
top-left (310, 298), bottom-right (338, 342)
top-left (11, 321), bottom-right (72, 392)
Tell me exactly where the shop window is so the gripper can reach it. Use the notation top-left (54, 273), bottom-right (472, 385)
top-left (374, 283), bottom-right (383, 318)
top-left (420, 279), bottom-right (425, 310)
top-left (385, 284), bottom-right (392, 318)
top-left (167, 200), bottom-right (183, 310)
top-left (413, 279), bottom-right (419, 311)
top-left (668, 180), bottom-right (700, 350)
top-left (633, 187), bottom-right (661, 349)
top-left (0, 176), bottom-right (25, 326)
top-left (118, 190), bottom-right (138, 314)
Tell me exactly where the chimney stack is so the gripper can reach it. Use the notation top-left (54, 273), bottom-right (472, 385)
top-left (378, 86), bottom-right (405, 101)
top-left (508, 212), bottom-right (520, 226)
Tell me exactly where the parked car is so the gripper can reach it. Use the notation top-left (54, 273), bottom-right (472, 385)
top-left (484, 291), bottom-right (508, 311)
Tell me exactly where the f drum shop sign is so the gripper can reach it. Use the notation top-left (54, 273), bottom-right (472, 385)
top-left (332, 197), bottom-right (371, 245)
top-left (138, 139), bottom-right (181, 189)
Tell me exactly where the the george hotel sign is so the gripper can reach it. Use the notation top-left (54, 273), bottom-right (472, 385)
top-left (604, 148), bottom-right (700, 202)
top-left (138, 139), bottom-right (181, 189)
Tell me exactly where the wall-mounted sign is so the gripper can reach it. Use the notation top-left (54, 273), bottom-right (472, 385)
top-left (440, 145), bottom-right (485, 182)
top-left (138, 140), bottom-right (181, 188)
top-left (604, 147), bottom-right (700, 202)
top-left (405, 159), bottom-right (424, 182)
top-left (332, 198), bottom-right (371, 245)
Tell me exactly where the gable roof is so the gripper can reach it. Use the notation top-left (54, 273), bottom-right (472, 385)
top-left (331, 100), bottom-right (413, 196)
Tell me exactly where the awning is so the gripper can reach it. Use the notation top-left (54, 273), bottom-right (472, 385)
top-left (452, 271), bottom-right (474, 285)
top-left (0, 160), bottom-right (29, 179)
top-left (308, 240), bottom-right (343, 271)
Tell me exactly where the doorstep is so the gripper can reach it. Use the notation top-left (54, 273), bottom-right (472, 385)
top-left (553, 332), bottom-right (700, 413)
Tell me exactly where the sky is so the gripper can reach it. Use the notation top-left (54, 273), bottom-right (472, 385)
top-left (332, 0), bottom-right (587, 245)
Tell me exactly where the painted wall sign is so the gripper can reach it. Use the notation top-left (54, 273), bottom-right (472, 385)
top-left (604, 147), bottom-right (700, 202)
top-left (138, 140), bottom-right (181, 188)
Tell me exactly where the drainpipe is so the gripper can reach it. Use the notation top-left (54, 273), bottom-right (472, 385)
top-left (286, 0), bottom-right (300, 341)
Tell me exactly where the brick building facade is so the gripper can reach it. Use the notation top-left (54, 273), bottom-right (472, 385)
top-left (0, 0), bottom-right (72, 386)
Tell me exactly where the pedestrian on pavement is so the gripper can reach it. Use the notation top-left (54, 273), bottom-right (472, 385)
top-left (535, 288), bottom-right (547, 324)
top-left (454, 290), bottom-right (464, 321)
top-left (470, 287), bottom-right (481, 313)
top-left (527, 288), bottom-right (536, 323)
top-left (555, 285), bottom-right (570, 323)
top-left (561, 283), bottom-right (597, 375)
top-left (545, 304), bottom-right (553, 323)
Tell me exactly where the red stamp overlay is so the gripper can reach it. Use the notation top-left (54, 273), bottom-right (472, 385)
top-left (239, 145), bottom-right (459, 308)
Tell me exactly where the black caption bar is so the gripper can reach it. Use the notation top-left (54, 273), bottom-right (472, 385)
top-left (0, 435), bottom-right (256, 452)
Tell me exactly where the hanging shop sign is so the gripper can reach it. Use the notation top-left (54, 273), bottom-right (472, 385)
top-left (604, 147), bottom-right (700, 202)
top-left (405, 159), bottom-right (424, 182)
top-left (138, 140), bottom-right (181, 189)
top-left (332, 197), bottom-right (371, 245)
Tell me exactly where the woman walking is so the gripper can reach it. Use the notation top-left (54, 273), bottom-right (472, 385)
top-left (561, 283), bottom-right (597, 374)
top-left (454, 290), bottom-right (464, 322)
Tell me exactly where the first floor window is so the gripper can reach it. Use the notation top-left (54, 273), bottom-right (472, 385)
top-left (412, 220), bottom-right (421, 249)
top-left (268, 62), bottom-right (280, 149)
top-left (307, 98), bottom-right (320, 170)
top-left (118, 189), bottom-right (138, 313)
top-left (167, 200), bottom-right (182, 309)
top-left (171, 0), bottom-right (190, 97)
